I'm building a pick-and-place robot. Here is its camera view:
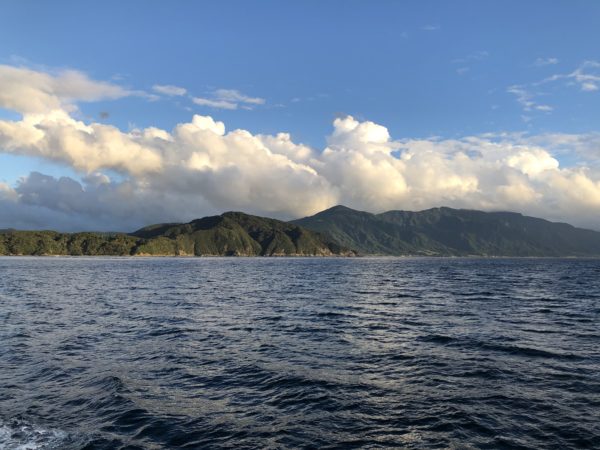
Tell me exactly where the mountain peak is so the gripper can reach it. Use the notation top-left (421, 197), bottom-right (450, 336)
top-left (322, 205), bottom-right (356, 213)
top-left (292, 205), bottom-right (600, 256)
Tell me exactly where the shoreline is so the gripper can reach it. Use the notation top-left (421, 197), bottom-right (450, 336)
top-left (1, 254), bottom-right (599, 259)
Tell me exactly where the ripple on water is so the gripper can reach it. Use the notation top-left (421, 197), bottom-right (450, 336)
top-left (0, 257), bottom-right (599, 449)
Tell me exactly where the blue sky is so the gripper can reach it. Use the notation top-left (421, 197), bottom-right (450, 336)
top-left (3, 1), bottom-right (599, 140)
top-left (1, 1), bottom-right (600, 230)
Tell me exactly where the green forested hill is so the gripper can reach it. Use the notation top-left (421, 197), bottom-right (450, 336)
top-left (3, 206), bottom-right (600, 257)
top-left (292, 205), bottom-right (600, 256)
top-left (0, 212), bottom-right (351, 256)
top-left (130, 211), bottom-right (351, 256)
top-left (0, 231), bottom-right (140, 256)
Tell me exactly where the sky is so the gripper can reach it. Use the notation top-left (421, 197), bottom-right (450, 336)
top-left (1, 0), bottom-right (600, 231)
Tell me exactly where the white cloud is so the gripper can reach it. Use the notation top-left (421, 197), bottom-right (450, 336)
top-left (534, 57), bottom-right (559, 66)
top-left (520, 132), bottom-right (600, 167)
top-left (539, 60), bottom-right (600, 92)
top-left (569, 60), bottom-right (600, 91)
top-left (2, 109), bottom-right (600, 231)
top-left (152, 84), bottom-right (187, 96)
top-left (507, 85), bottom-right (553, 114)
top-left (192, 97), bottom-right (238, 110)
top-left (214, 89), bottom-right (265, 105)
top-left (2, 64), bottom-right (600, 231)
top-left (507, 61), bottom-right (600, 117)
top-left (192, 88), bottom-right (265, 110)
top-left (421, 25), bottom-right (440, 31)
top-left (581, 82), bottom-right (599, 92)
top-left (0, 65), bottom-right (133, 114)
top-left (0, 109), bottom-right (163, 175)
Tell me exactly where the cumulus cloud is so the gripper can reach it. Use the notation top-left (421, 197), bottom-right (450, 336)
top-left (152, 84), bottom-right (187, 96)
top-left (526, 132), bottom-right (600, 166)
top-left (0, 64), bottom-right (141, 114)
top-left (0, 109), bottom-right (162, 175)
top-left (192, 89), bottom-right (265, 110)
top-left (1, 64), bottom-right (600, 231)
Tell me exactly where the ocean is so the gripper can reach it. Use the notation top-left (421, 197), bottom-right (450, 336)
top-left (1, 257), bottom-right (599, 449)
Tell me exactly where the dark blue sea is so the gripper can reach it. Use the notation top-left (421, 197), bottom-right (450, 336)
top-left (1, 257), bottom-right (599, 449)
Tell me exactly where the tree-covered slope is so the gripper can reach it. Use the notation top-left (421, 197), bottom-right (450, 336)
top-left (131, 212), bottom-right (351, 256)
top-left (0, 211), bottom-right (352, 257)
top-left (3, 206), bottom-right (600, 257)
top-left (292, 205), bottom-right (600, 256)
top-left (0, 231), bottom-right (140, 256)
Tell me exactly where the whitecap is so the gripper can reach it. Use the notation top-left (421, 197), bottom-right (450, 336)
top-left (0, 419), bottom-right (68, 450)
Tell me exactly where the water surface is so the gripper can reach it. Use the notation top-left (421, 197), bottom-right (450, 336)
top-left (1, 257), bottom-right (599, 449)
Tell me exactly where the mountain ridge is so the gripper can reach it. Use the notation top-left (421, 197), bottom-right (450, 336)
top-left (1, 205), bottom-right (600, 257)
top-left (0, 211), bottom-right (353, 257)
top-left (292, 205), bottom-right (600, 256)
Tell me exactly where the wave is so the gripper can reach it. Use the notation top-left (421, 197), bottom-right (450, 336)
top-left (419, 334), bottom-right (583, 360)
top-left (0, 418), bottom-right (70, 450)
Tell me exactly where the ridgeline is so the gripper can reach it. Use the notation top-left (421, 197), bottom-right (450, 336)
top-left (292, 205), bottom-right (600, 257)
top-left (2, 206), bottom-right (600, 257)
top-left (0, 212), bottom-right (351, 257)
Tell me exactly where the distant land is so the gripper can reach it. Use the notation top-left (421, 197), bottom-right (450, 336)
top-left (0, 212), bottom-right (352, 257)
top-left (293, 205), bottom-right (600, 257)
top-left (1, 206), bottom-right (600, 257)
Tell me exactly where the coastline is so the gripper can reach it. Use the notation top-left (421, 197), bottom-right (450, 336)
top-left (1, 254), bottom-right (599, 259)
